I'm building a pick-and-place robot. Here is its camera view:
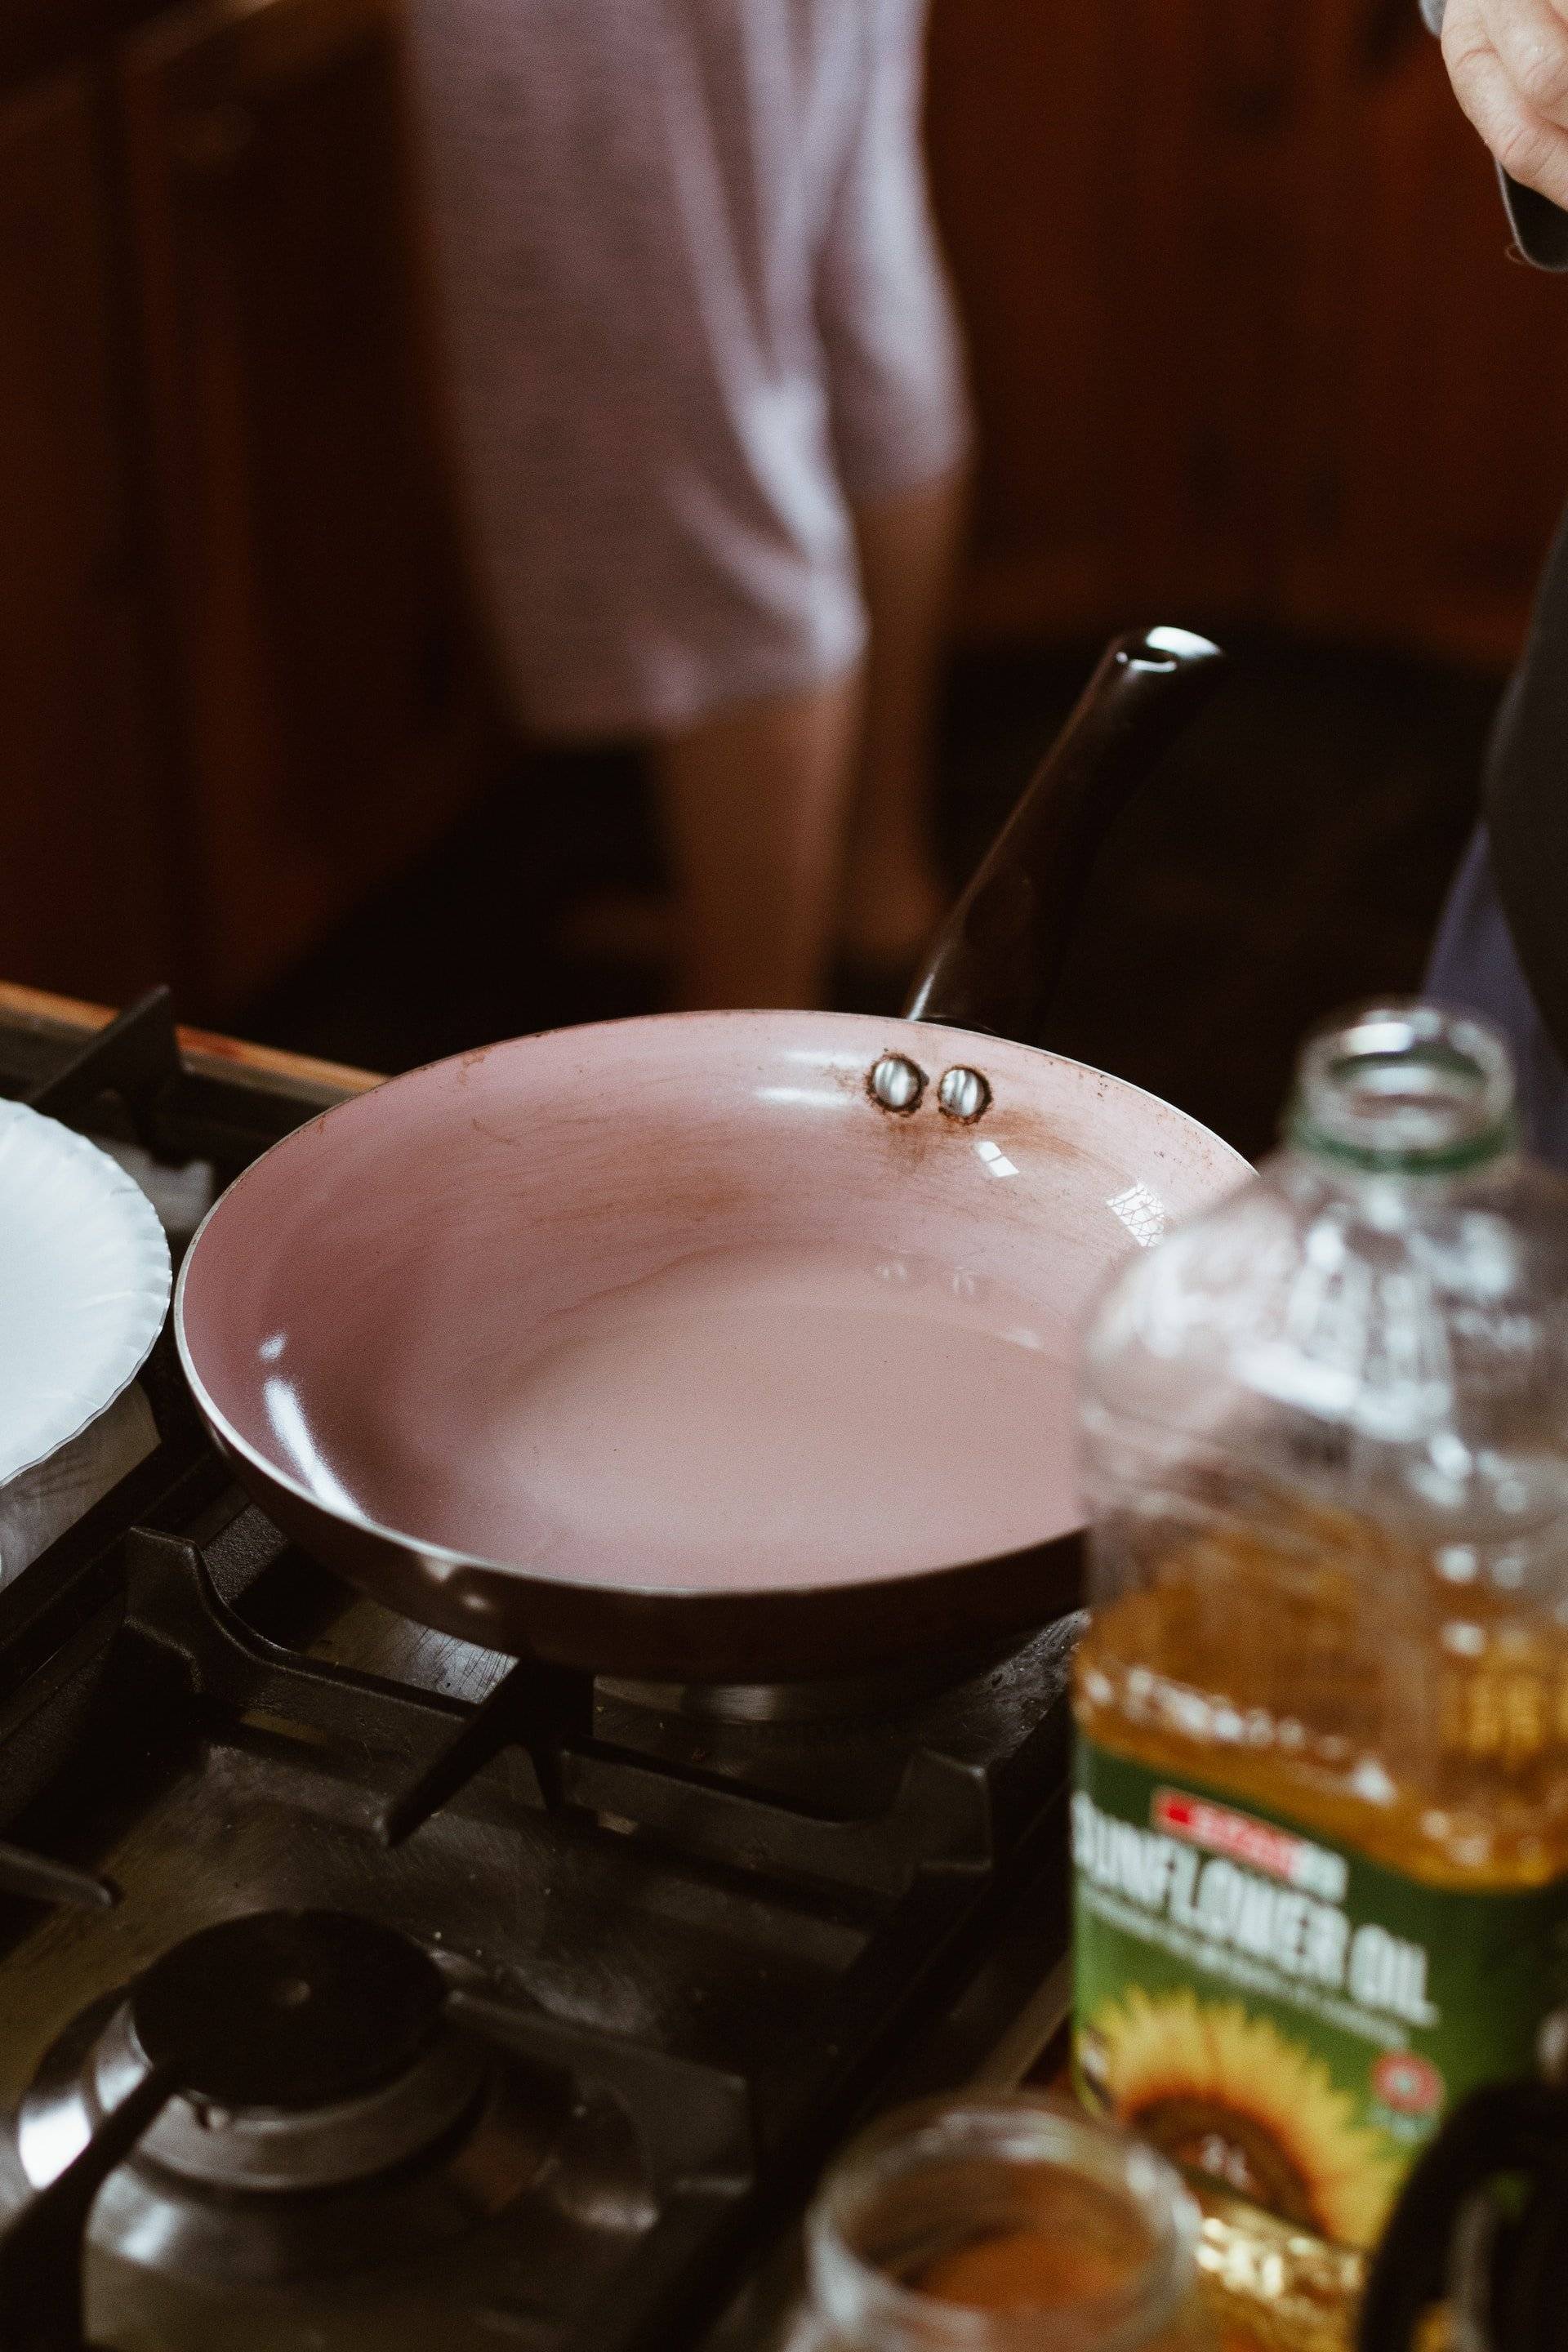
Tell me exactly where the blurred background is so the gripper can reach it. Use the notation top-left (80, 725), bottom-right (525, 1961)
top-left (5, 0), bottom-right (1564, 1160)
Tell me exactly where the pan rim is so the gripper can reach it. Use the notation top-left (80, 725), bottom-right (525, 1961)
top-left (173, 1007), bottom-right (1250, 1608)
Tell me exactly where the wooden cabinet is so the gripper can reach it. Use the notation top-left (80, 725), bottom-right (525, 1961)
top-left (926, 1), bottom-right (1302, 631)
top-left (119, 0), bottom-right (487, 1005)
top-left (0, 0), bottom-right (492, 1013)
top-left (0, 70), bottom-right (179, 999)
top-left (928, 0), bottom-right (1568, 665)
top-left (1281, 3), bottom-right (1568, 664)
top-left (7, 0), bottom-right (1561, 1015)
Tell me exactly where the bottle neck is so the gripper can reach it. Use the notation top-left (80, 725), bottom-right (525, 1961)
top-left (1285, 1004), bottom-right (1517, 1182)
top-left (804, 2096), bottom-right (1197, 2351)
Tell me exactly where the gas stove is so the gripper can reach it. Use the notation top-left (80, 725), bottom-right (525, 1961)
top-left (0, 988), bottom-right (1075, 2352)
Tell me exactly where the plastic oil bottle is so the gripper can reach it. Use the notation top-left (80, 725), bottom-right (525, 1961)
top-left (1070, 1004), bottom-right (1568, 2350)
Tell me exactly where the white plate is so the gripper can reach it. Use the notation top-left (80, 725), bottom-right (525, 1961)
top-left (0, 1100), bottom-right (172, 1486)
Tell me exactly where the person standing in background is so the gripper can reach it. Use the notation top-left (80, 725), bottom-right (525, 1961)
top-left (403, 0), bottom-right (969, 1011)
top-left (1425, 0), bottom-right (1568, 1159)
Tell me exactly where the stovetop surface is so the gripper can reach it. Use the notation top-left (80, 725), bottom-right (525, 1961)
top-left (0, 991), bottom-right (1076, 2352)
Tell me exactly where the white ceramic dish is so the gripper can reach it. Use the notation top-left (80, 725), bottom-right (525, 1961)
top-left (0, 1099), bottom-right (172, 1486)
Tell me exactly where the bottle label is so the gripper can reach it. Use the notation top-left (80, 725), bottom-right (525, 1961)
top-left (1071, 1734), bottom-right (1568, 2248)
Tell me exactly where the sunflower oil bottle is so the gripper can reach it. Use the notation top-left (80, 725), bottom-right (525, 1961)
top-left (1070, 1004), bottom-right (1568, 2351)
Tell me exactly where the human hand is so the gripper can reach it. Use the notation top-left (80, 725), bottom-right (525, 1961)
top-left (1441, 0), bottom-right (1568, 208)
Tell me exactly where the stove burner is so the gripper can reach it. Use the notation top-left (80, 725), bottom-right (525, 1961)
top-left (132, 1909), bottom-right (444, 2113)
top-left (13, 1912), bottom-right (582, 2283)
top-left (599, 1633), bottom-right (1023, 1724)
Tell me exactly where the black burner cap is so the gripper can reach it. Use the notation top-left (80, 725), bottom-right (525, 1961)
top-left (132, 1910), bottom-right (445, 2111)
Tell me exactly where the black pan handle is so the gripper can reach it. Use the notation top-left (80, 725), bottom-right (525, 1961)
top-left (903, 626), bottom-right (1226, 1044)
top-left (1356, 2076), bottom-right (1568, 2351)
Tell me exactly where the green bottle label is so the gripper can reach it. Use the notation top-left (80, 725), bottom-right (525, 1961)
top-left (1071, 1734), bottom-right (1568, 2249)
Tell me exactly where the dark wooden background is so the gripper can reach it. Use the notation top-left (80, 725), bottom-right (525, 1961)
top-left (929, 0), bottom-right (1568, 665)
top-left (2, 0), bottom-right (1565, 1017)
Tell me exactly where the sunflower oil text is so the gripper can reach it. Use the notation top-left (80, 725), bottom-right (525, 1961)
top-left (1071, 1787), bottom-right (1437, 2029)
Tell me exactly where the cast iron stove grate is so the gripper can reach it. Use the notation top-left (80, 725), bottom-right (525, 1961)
top-left (0, 988), bottom-right (1075, 2352)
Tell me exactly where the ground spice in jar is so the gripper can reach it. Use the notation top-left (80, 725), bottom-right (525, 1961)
top-left (802, 2094), bottom-right (1209, 2348)
top-left (920, 2229), bottom-right (1134, 2309)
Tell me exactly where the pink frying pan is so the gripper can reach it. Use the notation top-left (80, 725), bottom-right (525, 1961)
top-left (176, 630), bottom-right (1249, 1681)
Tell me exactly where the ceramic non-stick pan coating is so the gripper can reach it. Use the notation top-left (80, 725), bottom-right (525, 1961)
top-left (176, 1009), bottom-right (1247, 1677)
top-left (176, 630), bottom-right (1249, 1679)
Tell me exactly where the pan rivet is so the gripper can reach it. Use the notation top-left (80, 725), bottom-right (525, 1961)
top-left (938, 1067), bottom-right (991, 1122)
top-left (868, 1054), bottom-right (926, 1113)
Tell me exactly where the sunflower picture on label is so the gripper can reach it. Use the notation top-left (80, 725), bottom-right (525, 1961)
top-left (1077, 1988), bottom-right (1396, 2248)
top-left (1071, 1738), bottom-right (1568, 2250)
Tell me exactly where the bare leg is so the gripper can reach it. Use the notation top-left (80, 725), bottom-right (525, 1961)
top-left (839, 467), bottom-right (968, 967)
top-left (655, 667), bottom-right (864, 1009)
top-left (630, 467), bottom-right (960, 1009)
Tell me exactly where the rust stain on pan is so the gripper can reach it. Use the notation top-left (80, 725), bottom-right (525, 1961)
top-left (469, 1116), bottom-right (522, 1148)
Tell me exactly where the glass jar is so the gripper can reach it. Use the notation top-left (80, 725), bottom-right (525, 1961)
top-left (800, 2092), bottom-right (1209, 2350)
